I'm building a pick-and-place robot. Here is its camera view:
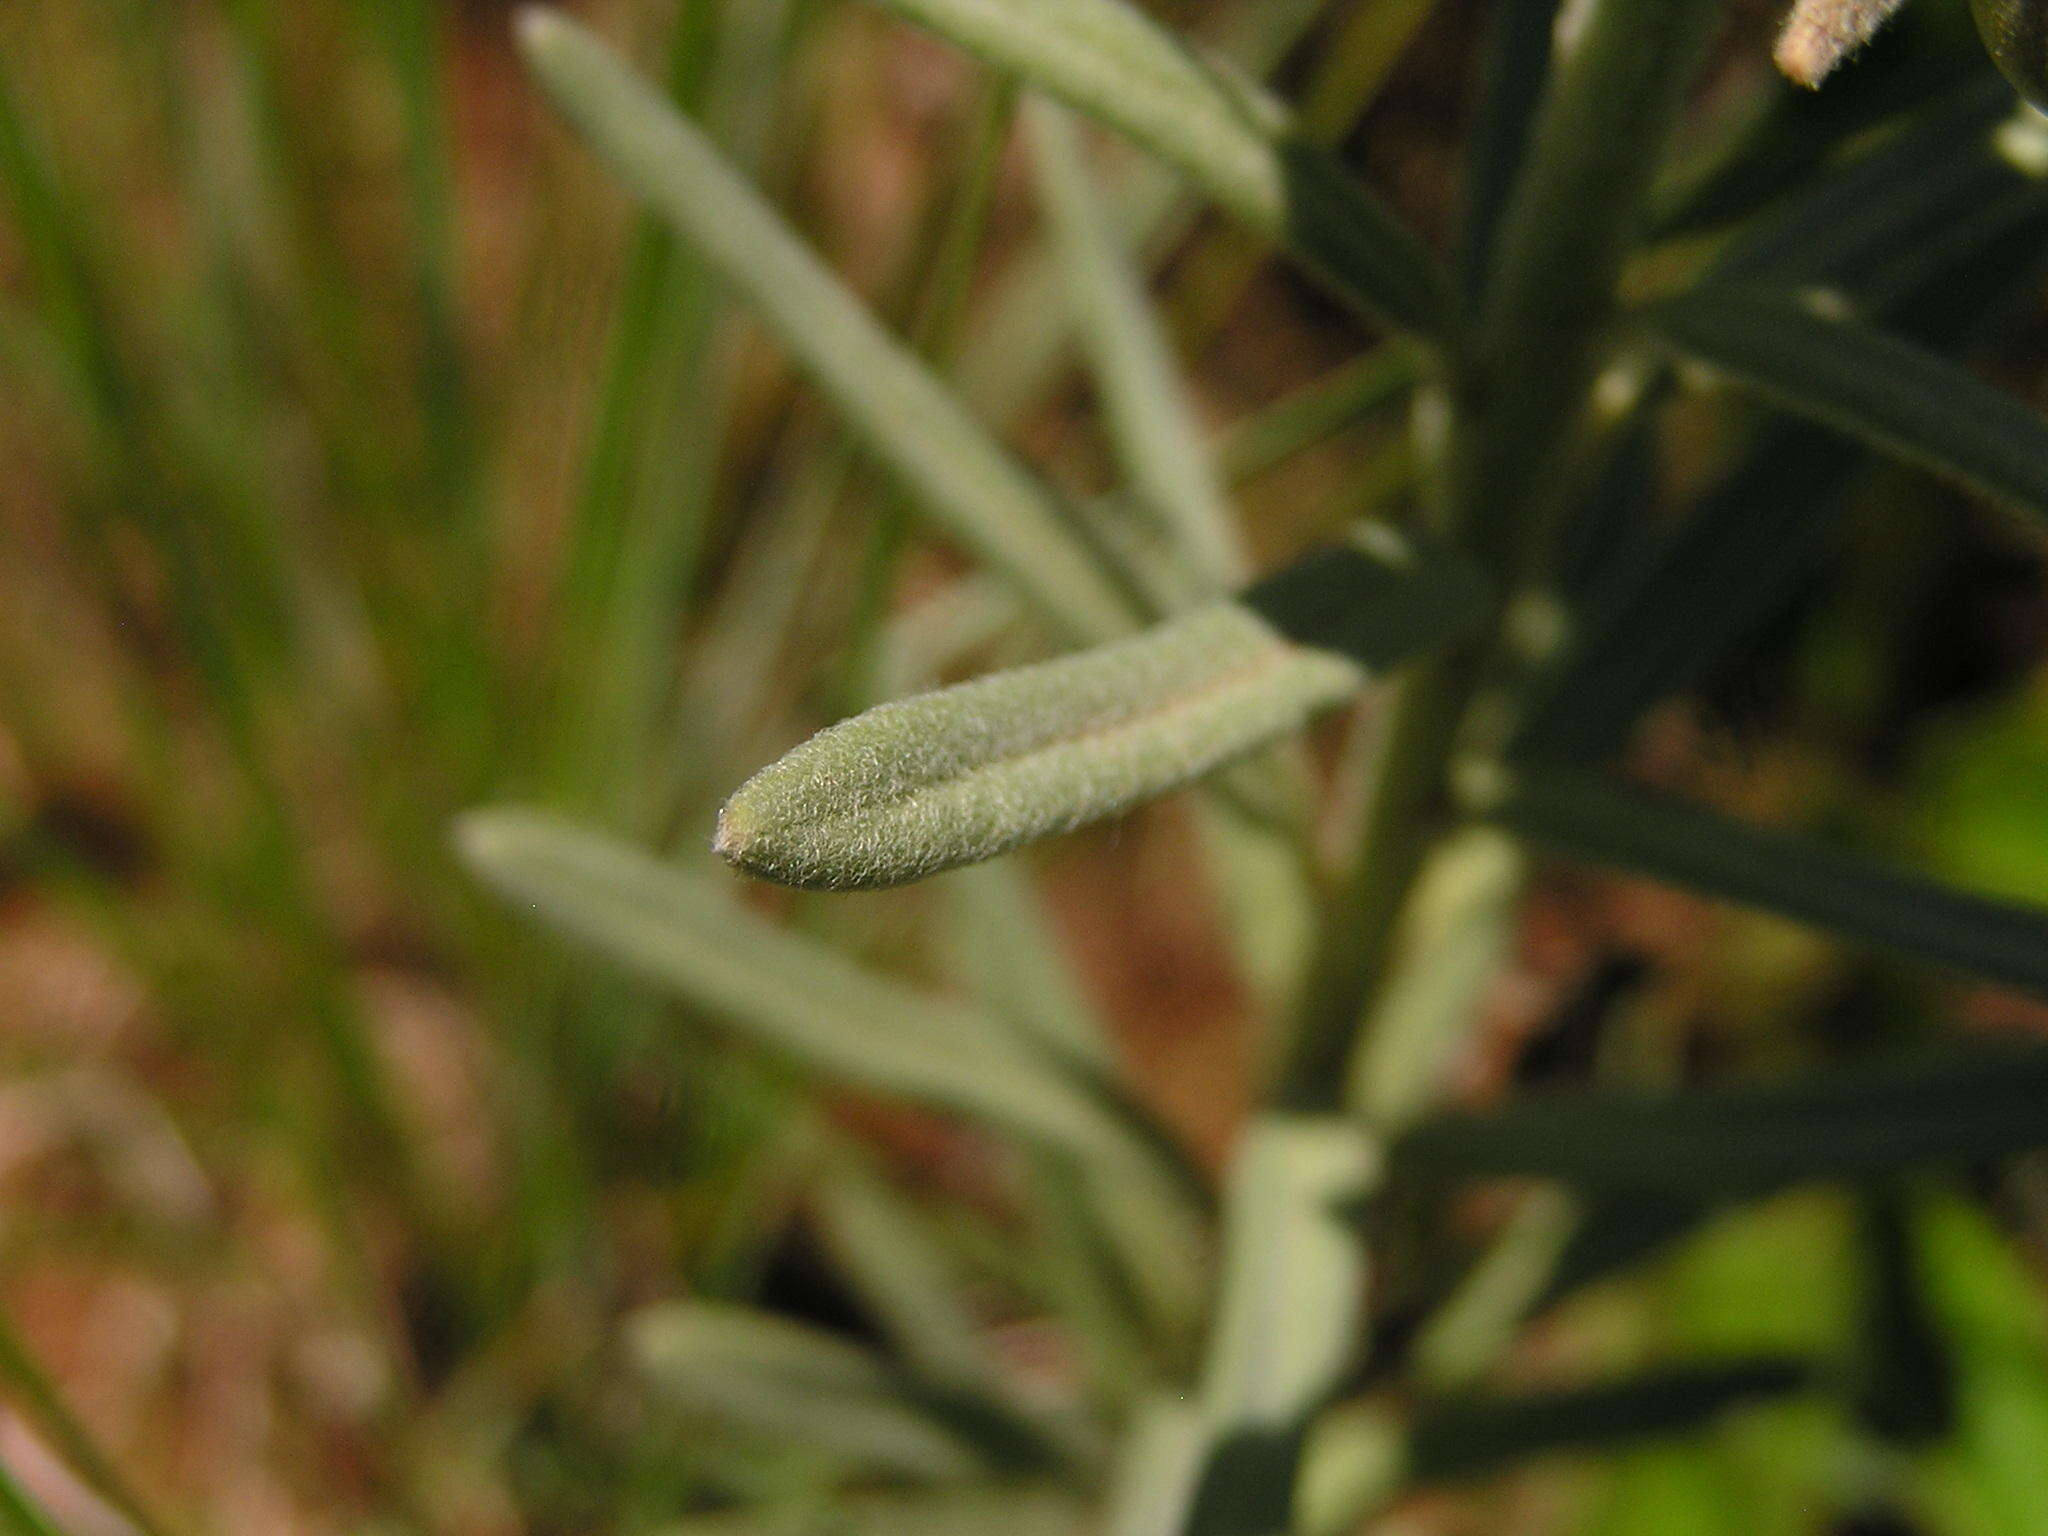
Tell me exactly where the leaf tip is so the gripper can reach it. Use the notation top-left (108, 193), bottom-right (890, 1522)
top-left (451, 809), bottom-right (549, 889)
top-left (512, 4), bottom-right (567, 60)
top-left (709, 797), bottom-right (753, 867)
top-left (712, 777), bottom-right (829, 888)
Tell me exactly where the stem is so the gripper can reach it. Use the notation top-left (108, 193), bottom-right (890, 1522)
top-left (1280, 0), bottom-right (1725, 1116)
top-left (1174, 5), bottom-right (1725, 1531)
top-left (1275, 645), bottom-right (1479, 1110)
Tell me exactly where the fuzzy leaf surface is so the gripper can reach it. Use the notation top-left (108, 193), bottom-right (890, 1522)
top-left (717, 602), bottom-right (1364, 890)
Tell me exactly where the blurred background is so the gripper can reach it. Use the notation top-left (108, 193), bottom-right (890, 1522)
top-left (4, 0), bottom-right (2048, 1531)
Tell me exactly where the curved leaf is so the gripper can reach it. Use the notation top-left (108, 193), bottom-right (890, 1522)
top-left (1029, 98), bottom-right (1244, 592)
top-left (517, 8), bottom-right (1136, 642)
top-left (860, 0), bottom-right (1449, 338)
top-left (457, 811), bottom-right (1166, 1166)
top-left (630, 1301), bottom-right (985, 1479)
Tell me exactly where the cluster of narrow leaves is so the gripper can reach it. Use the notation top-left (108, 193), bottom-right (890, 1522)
top-left (460, 2), bottom-right (2048, 1534)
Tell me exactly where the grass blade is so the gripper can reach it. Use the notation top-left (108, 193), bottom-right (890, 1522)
top-left (1481, 764), bottom-right (2048, 999)
top-left (517, 8), bottom-right (1137, 643)
top-left (717, 529), bottom-right (1488, 893)
top-left (1396, 1041), bottom-right (2048, 1195)
top-left (860, 0), bottom-right (1449, 338)
top-left (1029, 98), bottom-right (1245, 593)
top-left (0, 1456), bottom-right (67, 1536)
top-left (1650, 284), bottom-right (2048, 541)
top-left (0, 1313), bottom-right (175, 1536)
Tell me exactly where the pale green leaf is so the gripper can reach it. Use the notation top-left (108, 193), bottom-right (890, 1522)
top-left (715, 602), bottom-right (1364, 891)
top-left (861, 0), bottom-right (1449, 337)
top-left (813, 1169), bottom-right (1003, 1397)
top-left (1171, 1116), bottom-right (1383, 1535)
top-left (630, 1301), bottom-right (984, 1480)
top-left (651, 1484), bottom-right (1085, 1536)
top-left (517, 8), bottom-right (1135, 642)
top-left (719, 530), bottom-right (1490, 892)
top-left (457, 811), bottom-right (1159, 1165)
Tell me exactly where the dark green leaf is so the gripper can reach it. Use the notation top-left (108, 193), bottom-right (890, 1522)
top-left (1396, 1039), bottom-right (2048, 1195)
top-left (1482, 765), bottom-right (2048, 999)
top-left (1408, 1359), bottom-right (1815, 1482)
top-left (1650, 284), bottom-right (2048, 542)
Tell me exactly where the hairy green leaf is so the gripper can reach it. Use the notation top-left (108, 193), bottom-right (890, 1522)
top-left (719, 530), bottom-right (1489, 891)
top-left (1651, 284), bottom-right (2048, 541)
top-left (1480, 764), bottom-right (2048, 998)
top-left (716, 602), bottom-right (1362, 890)
top-left (860, 0), bottom-right (1449, 338)
top-left (1396, 1040), bottom-right (2048, 1194)
top-left (517, 8), bottom-right (1135, 642)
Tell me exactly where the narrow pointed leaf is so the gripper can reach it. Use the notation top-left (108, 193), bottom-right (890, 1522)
top-left (1520, 171), bottom-right (2048, 763)
top-left (630, 1301), bottom-right (985, 1479)
top-left (815, 1170), bottom-right (1008, 1398)
top-left (664, 1485), bottom-right (1085, 1536)
top-left (1650, 284), bottom-right (2048, 540)
top-left (718, 532), bottom-right (1490, 891)
top-left (860, 0), bottom-right (1449, 338)
top-left (458, 811), bottom-right (1162, 1165)
top-left (1481, 764), bottom-right (2048, 998)
top-left (1705, 78), bottom-right (2027, 296)
top-left (1512, 425), bottom-right (1863, 762)
top-left (517, 8), bottom-right (1134, 642)
top-left (1395, 1041), bottom-right (2048, 1196)
top-left (1030, 98), bottom-right (1245, 592)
